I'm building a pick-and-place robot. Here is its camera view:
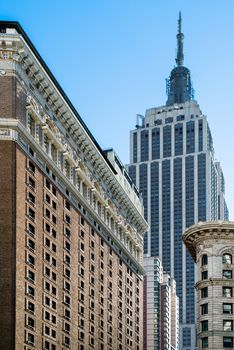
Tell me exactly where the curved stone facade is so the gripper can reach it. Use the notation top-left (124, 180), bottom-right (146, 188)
top-left (183, 221), bottom-right (234, 350)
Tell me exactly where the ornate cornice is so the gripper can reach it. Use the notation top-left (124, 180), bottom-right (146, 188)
top-left (195, 278), bottom-right (234, 290)
top-left (183, 221), bottom-right (234, 260)
top-left (0, 27), bottom-right (148, 236)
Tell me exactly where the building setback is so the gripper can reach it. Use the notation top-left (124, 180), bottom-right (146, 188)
top-left (0, 21), bottom-right (148, 350)
top-left (183, 221), bottom-right (234, 350)
top-left (127, 13), bottom-right (229, 350)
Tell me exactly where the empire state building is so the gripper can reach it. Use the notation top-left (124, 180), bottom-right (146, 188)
top-left (127, 13), bottom-right (229, 350)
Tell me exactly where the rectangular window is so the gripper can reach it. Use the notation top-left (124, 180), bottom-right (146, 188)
top-left (223, 270), bottom-right (233, 279)
top-left (27, 285), bottom-right (35, 298)
top-left (28, 161), bottom-right (35, 174)
top-left (27, 332), bottom-right (35, 345)
top-left (223, 287), bottom-right (233, 298)
top-left (223, 303), bottom-right (233, 314)
top-left (28, 222), bottom-right (35, 235)
top-left (28, 207), bottom-right (35, 221)
top-left (201, 270), bottom-right (208, 280)
top-left (223, 337), bottom-right (233, 348)
top-left (223, 320), bottom-right (233, 331)
top-left (201, 303), bottom-right (208, 315)
top-left (27, 300), bottom-right (35, 313)
top-left (201, 337), bottom-right (208, 348)
top-left (28, 176), bottom-right (35, 190)
top-left (201, 320), bottom-right (208, 332)
top-left (201, 287), bottom-right (208, 298)
top-left (28, 192), bottom-right (35, 205)
top-left (27, 269), bottom-right (35, 282)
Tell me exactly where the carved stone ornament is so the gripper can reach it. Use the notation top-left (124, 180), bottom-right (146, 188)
top-left (27, 95), bottom-right (40, 114)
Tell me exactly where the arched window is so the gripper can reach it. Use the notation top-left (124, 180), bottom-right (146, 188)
top-left (201, 254), bottom-right (208, 266)
top-left (223, 253), bottom-right (232, 265)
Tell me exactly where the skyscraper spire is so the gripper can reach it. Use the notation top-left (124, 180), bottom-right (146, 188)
top-left (166, 12), bottom-right (194, 106)
top-left (175, 12), bottom-right (184, 66)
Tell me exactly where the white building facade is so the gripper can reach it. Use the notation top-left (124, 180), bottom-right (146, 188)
top-left (183, 221), bottom-right (234, 350)
top-left (143, 256), bottom-right (179, 350)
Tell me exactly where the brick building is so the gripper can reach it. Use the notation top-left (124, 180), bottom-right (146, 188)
top-left (0, 21), bottom-right (147, 350)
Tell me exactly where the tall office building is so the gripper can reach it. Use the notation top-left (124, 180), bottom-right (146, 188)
top-left (143, 256), bottom-right (179, 350)
top-left (127, 14), bottom-right (229, 350)
top-left (0, 21), bottom-right (147, 350)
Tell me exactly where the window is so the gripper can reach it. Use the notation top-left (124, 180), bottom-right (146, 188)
top-left (27, 238), bottom-right (35, 251)
top-left (52, 186), bottom-right (57, 196)
top-left (65, 227), bottom-right (71, 238)
top-left (65, 214), bottom-right (71, 224)
top-left (28, 207), bottom-right (35, 221)
top-left (64, 308), bottom-right (70, 320)
top-left (27, 332), bottom-right (35, 345)
top-left (28, 161), bottom-right (35, 174)
top-left (64, 336), bottom-right (70, 346)
top-left (201, 303), bottom-right (208, 315)
top-left (52, 300), bottom-right (56, 310)
top-left (28, 177), bottom-right (35, 190)
top-left (65, 200), bottom-right (70, 210)
top-left (52, 214), bottom-right (56, 224)
top-left (223, 287), bottom-right (233, 298)
top-left (201, 270), bottom-right (208, 280)
top-left (65, 241), bottom-right (70, 252)
top-left (201, 337), bottom-right (208, 348)
top-left (223, 270), bottom-right (233, 279)
top-left (45, 325), bottom-right (50, 335)
top-left (27, 300), bottom-right (35, 313)
top-left (223, 303), bottom-right (233, 314)
top-left (64, 281), bottom-right (71, 292)
top-left (201, 254), bottom-right (208, 266)
top-left (46, 179), bottom-right (51, 190)
top-left (27, 254), bottom-right (35, 266)
top-left (27, 270), bottom-right (35, 282)
top-left (64, 322), bottom-right (70, 333)
top-left (64, 254), bottom-right (70, 265)
top-left (224, 320), bottom-right (233, 331)
top-left (28, 223), bottom-right (35, 235)
top-left (223, 337), bottom-right (233, 348)
top-left (27, 285), bottom-right (35, 298)
top-left (223, 254), bottom-right (232, 265)
top-left (27, 316), bottom-right (35, 329)
top-left (64, 294), bottom-right (70, 305)
top-left (201, 320), bottom-right (208, 332)
top-left (201, 287), bottom-right (208, 298)
top-left (28, 192), bottom-right (35, 205)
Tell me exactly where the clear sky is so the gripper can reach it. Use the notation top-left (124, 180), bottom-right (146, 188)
top-left (2, 0), bottom-right (234, 218)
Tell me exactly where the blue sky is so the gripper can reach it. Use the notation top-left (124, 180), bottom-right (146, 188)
top-left (2, 0), bottom-right (234, 218)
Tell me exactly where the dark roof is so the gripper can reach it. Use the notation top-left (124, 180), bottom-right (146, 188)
top-left (0, 20), bottom-right (117, 175)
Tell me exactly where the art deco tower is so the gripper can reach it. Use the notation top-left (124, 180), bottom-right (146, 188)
top-left (127, 13), bottom-right (229, 350)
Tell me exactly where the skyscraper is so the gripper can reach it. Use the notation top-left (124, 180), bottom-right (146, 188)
top-left (127, 13), bottom-right (229, 350)
top-left (0, 21), bottom-right (147, 350)
top-left (143, 256), bottom-right (179, 350)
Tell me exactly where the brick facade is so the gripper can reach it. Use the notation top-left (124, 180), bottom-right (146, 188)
top-left (0, 21), bottom-right (146, 350)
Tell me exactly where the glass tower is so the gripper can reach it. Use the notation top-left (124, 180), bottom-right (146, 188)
top-left (127, 13), bottom-right (229, 350)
